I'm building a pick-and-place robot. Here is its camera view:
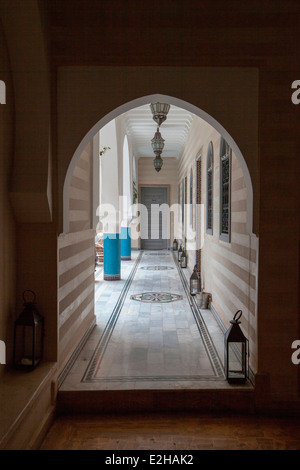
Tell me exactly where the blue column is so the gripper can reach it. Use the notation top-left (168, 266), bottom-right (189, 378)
top-left (103, 233), bottom-right (121, 281)
top-left (121, 226), bottom-right (131, 260)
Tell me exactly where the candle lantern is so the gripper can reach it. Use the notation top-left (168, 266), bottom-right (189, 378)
top-left (178, 244), bottom-right (183, 263)
top-left (180, 249), bottom-right (187, 268)
top-left (190, 265), bottom-right (201, 295)
top-left (224, 310), bottom-right (249, 384)
top-left (173, 239), bottom-right (178, 251)
top-left (13, 290), bottom-right (44, 371)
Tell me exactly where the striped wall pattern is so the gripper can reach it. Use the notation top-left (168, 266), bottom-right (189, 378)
top-left (202, 151), bottom-right (258, 372)
top-left (178, 117), bottom-right (258, 374)
top-left (58, 229), bottom-right (96, 374)
top-left (69, 141), bottom-right (92, 233)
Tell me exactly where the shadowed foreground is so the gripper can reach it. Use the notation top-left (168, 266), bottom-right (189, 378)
top-left (40, 412), bottom-right (300, 450)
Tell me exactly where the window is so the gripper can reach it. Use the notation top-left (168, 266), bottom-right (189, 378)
top-left (181, 180), bottom-right (184, 224)
top-left (178, 183), bottom-right (180, 222)
top-left (220, 137), bottom-right (231, 242)
top-left (122, 135), bottom-right (131, 220)
top-left (189, 168), bottom-right (193, 228)
top-left (196, 155), bottom-right (202, 273)
top-left (206, 142), bottom-right (213, 234)
top-left (184, 176), bottom-right (187, 248)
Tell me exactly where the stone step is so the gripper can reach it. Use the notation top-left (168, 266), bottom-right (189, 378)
top-left (57, 388), bottom-right (255, 415)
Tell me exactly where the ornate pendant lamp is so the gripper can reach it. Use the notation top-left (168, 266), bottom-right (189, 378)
top-left (150, 103), bottom-right (170, 126)
top-left (151, 127), bottom-right (165, 155)
top-left (153, 153), bottom-right (163, 172)
top-left (151, 128), bottom-right (165, 172)
top-left (150, 102), bottom-right (170, 172)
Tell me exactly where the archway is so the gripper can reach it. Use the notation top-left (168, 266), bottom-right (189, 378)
top-left (59, 94), bottom-right (258, 389)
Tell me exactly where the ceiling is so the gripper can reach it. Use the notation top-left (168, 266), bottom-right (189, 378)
top-left (122, 104), bottom-right (195, 159)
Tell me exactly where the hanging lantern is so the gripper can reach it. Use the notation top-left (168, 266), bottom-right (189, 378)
top-left (178, 244), bottom-right (183, 263)
top-left (224, 310), bottom-right (249, 384)
top-left (153, 153), bottom-right (163, 172)
top-left (173, 239), bottom-right (178, 251)
top-left (151, 128), bottom-right (165, 155)
top-left (190, 265), bottom-right (201, 296)
top-left (180, 249), bottom-right (187, 268)
top-left (13, 290), bottom-right (44, 371)
top-left (150, 102), bottom-right (170, 127)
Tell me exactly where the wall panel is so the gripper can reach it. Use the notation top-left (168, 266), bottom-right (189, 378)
top-left (178, 117), bottom-right (258, 373)
top-left (58, 229), bottom-right (95, 374)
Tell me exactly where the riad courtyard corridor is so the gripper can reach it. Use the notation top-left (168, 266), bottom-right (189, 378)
top-left (59, 250), bottom-right (251, 391)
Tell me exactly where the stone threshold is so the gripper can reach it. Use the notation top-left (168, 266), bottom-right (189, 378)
top-left (57, 387), bottom-right (255, 415)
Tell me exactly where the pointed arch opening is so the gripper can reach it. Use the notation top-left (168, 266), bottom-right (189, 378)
top-left (59, 93), bottom-right (258, 392)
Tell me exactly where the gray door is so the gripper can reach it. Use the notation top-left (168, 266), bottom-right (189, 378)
top-left (140, 187), bottom-right (168, 250)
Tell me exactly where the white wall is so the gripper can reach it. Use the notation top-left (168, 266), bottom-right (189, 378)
top-left (99, 119), bottom-right (120, 233)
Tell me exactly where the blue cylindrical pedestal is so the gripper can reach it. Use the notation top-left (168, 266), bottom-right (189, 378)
top-left (103, 233), bottom-right (121, 280)
top-left (121, 226), bottom-right (131, 260)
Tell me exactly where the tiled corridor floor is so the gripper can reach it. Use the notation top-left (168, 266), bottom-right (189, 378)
top-left (59, 250), bottom-right (251, 391)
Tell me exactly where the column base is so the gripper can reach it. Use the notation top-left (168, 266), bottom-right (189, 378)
top-left (104, 273), bottom-right (121, 281)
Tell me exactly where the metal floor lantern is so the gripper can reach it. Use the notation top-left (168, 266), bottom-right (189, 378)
top-left (224, 310), bottom-right (249, 384)
top-left (13, 290), bottom-right (44, 371)
top-left (190, 265), bottom-right (201, 295)
top-left (180, 249), bottom-right (187, 268)
top-left (173, 238), bottom-right (178, 251)
top-left (178, 244), bottom-right (183, 263)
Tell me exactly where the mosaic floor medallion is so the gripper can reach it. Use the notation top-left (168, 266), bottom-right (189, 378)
top-left (140, 266), bottom-right (174, 271)
top-left (130, 292), bottom-right (183, 303)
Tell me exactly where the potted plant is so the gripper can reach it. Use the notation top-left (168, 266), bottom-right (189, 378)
top-left (99, 146), bottom-right (111, 157)
top-left (133, 180), bottom-right (138, 204)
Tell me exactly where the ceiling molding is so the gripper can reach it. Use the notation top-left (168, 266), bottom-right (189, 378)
top-left (122, 104), bottom-right (194, 159)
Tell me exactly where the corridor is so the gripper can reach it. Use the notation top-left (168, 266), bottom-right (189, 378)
top-left (59, 250), bottom-right (248, 392)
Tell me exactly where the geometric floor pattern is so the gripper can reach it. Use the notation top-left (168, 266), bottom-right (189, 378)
top-left (130, 292), bottom-right (183, 303)
top-left (77, 250), bottom-right (226, 386)
top-left (140, 266), bottom-right (174, 270)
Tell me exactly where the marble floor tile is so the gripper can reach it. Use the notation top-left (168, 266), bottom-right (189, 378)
top-left (59, 250), bottom-right (238, 391)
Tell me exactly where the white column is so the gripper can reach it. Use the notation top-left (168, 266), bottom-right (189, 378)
top-left (92, 131), bottom-right (100, 231)
top-left (99, 119), bottom-right (120, 233)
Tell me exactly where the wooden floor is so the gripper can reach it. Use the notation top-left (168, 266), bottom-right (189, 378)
top-left (40, 411), bottom-right (300, 450)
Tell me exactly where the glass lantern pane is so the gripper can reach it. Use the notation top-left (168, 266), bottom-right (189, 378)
top-left (228, 342), bottom-right (245, 379)
top-left (34, 323), bottom-right (43, 364)
top-left (14, 325), bottom-right (34, 366)
top-left (190, 280), bottom-right (198, 295)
